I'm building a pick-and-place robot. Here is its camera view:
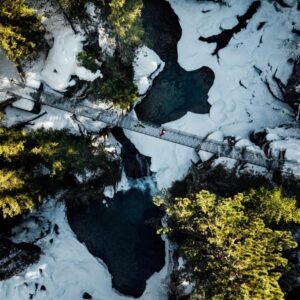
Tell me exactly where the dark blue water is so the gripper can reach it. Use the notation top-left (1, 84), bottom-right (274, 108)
top-left (135, 0), bottom-right (214, 124)
top-left (67, 185), bottom-right (165, 298)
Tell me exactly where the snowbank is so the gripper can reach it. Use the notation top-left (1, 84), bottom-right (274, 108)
top-left (11, 99), bottom-right (35, 111)
top-left (126, 0), bottom-right (300, 189)
top-left (0, 199), bottom-right (169, 300)
top-left (18, 1), bottom-right (104, 92)
top-left (41, 28), bottom-right (101, 91)
top-left (133, 46), bottom-right (165, 95)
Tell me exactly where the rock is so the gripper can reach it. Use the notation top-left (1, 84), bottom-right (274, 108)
top-left (0, 238), bottom-right (41, 281)
top-left (53, 224), bottom-right (59, 235)
top-left (40, 285), bottom-right (46, 291)
top-left (82, 292), bottom-right (92, 299)
top-left (277, 0), bottom-right (297, 7)
top-left (250, 129), bottom-right (268, 146)
top-left (249, 130), bottom-right (270, 156)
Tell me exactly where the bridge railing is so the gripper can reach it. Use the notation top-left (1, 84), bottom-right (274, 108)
top-left (15, 90), bottom-right (300, 171)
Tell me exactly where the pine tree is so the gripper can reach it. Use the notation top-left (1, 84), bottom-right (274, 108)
top-left (0, 0), bottom-right (44, 63)
top-left (108, 0), bottom-right (144, 64)
top-left (0, 127), bottom-right (120, 219)
top-left (154, 188), bottom-right (300, 299)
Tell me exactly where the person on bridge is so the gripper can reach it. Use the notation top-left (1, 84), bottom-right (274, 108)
top-left (159, 128), bottom-right (166, 137)
top-left (134, 121), bottom-right (145, 128)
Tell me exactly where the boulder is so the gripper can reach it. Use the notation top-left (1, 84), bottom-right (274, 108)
top-left (0, 238), bottom-right (41, 280)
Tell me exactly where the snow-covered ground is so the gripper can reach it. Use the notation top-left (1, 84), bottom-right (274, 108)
top-left (127, 0), bottom-right (300, 189)
top-left (0, 197), bottom-right (169, 300)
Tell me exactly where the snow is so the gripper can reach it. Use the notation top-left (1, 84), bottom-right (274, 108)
top-left (85, 2), bottom-right (116, 57)
top-left (40, 28), bottom-right (101, 91)
top-left (104, 185), bottom-right (115, 198)
top-left (14, 1), bottom-right (104, 92)
top-left (11, 99), bottom-right (35, 111)
top-left (86, 2), bottom-right (97, 19)
top-left (178, 257), bottom-right (185, 270)
top-left (133, 46), bottom-right (165, 95)
top-left (126, 0), bottom-right (300, 189)
top-left (116, 169), bottom-right (131, 192)
top-left (0, 199), bottom-right (169, 300)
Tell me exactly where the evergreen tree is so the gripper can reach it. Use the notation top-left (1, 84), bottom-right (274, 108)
top-left (57, 0), bottom-right (87, 14)
top-left (107, 0), bottom-right (144, 64)
top-left (154, 188), bottom-right (300, 299)
top-left (0, 0), bottom-right (44, 63)
top-left (98, 0), bottom-right (144, 108)
top-left (0, 127), bottom-right (120, 219)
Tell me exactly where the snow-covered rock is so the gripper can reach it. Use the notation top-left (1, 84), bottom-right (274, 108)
top-left (104, 185), bottom-right (115, 198)
top-left (98, 25), bottom-right (116, 57)
top-left (133, 46), bottom-right (165, 95)
top-left (0, 50), bottom-right (20, 103)
top-left (11, 99), bottom-right (35, 111)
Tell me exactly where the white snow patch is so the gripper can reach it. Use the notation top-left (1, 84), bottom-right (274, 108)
top-left (133, 46), bottom-right (165, 95)
top-left (116, 169), bottom-right (131, 192)
top-left (41, 28), bottom-right (101, 91)
top-left (98, 25), bottom-right (116, 57)
top-left (0, 50), bottom-right (20, 103)
top-left (11, 99), bottom-right (35, 111)
top-left (104, 185), bottom-right (115, 198)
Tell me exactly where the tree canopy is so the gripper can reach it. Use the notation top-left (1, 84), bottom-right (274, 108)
top-left (154, 188), bottom-right (300, 300)
top-left (0, 127), bottom-right (120, 219)
top-left (107, 0), bottom-right (144, 63)
top-left (0, 0), bottom-right (44, 63)
top-left (98, 0), bottom-right (144, 109)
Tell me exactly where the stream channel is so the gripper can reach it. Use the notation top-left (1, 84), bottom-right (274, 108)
top-left (67, 0), bottom-right (214, 297)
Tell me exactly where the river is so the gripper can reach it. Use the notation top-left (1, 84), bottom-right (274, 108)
top-left (67, 0), bottom-right (214, 297)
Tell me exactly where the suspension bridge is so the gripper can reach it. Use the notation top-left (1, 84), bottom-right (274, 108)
top-left (7, 87), bottom-right (300, 172)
